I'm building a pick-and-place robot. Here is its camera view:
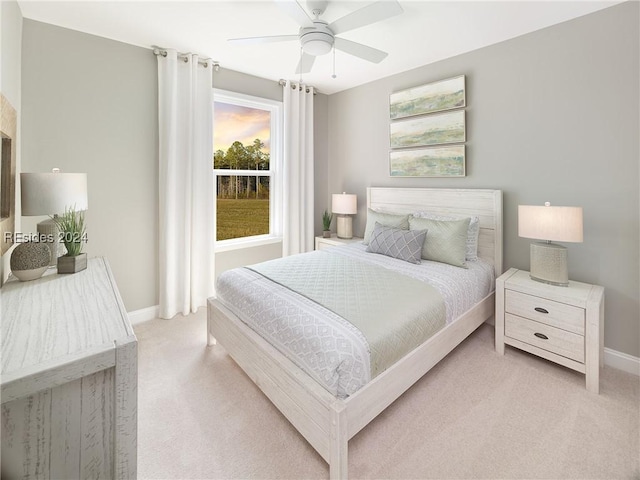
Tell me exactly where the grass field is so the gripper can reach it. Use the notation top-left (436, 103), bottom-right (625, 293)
top-left (217, 198), bottom-right (269, 241)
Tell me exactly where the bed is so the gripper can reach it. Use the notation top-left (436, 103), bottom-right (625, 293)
top-left (207, 187), bottom-right (503, 479)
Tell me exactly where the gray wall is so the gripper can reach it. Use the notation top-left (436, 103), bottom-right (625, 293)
top-left (0, 0), bottom-right (23, 284)
top-left (325, 2), bottom-right (639, 357)
top-left (20, 21), bottom-right (296, 307)
top-left (213, 68), bottom-right (282, 102)
top-left (21, 19), bottom-right (159, 311)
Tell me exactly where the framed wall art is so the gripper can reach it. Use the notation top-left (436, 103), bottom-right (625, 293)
top-left (390, 109), bottom-right (465, 149)
top-left (1, 93), bottom-right (17, 256)
top-left (390, 145), bottom-right (465, 177)
top-left (390, 75), bottom-right (465, 120)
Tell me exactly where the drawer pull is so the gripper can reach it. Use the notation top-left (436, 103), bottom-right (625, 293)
top-left (534, 332), bottom-right (549, 340)
top-left (534, 307), bottom-right (549, 314)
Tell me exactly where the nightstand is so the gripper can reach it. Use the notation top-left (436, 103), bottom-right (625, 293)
top-left (315, 234), bottom-right (363, 250)
top-left (495, 268), bottom-right (604, 393)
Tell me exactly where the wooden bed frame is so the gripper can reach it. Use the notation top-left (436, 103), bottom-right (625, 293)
top-left (207, 187), bottom-right (503, 479)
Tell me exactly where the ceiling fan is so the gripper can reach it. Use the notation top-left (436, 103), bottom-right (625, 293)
top-left (228, 0), bottom-right (404, 75)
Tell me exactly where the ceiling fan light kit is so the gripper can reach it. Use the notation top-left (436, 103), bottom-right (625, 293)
top-left (300, 25), bottom-right (334, 56)
top-left (228, 0), bottom-right (403, 75)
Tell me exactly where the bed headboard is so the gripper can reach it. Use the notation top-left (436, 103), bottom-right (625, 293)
top-left (367, 187), bottom-right (503, 275)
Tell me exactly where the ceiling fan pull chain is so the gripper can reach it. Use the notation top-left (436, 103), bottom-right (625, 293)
top-left (299, 47), bottom-right (303, 85)
top-left (332, 46), bottom-right (337, 79)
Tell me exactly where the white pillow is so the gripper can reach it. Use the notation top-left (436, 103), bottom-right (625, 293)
top-left (363, 209), bottom-right (410, 245)
top-left (412, 212), bottom-right (480, 261)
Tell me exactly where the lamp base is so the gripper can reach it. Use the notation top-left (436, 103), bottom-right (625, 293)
top-left (336, 215), bottom-right (353, 239)
top-left (530, 241), bottom-right (569, 286)
top-left (37, 218), bottom-right (61, 267)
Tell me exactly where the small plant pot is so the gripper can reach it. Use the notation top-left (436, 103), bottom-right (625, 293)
top-left (58, 253), bottom-right (87, 274)
top-left (323, 230), bottom-right (331, 238)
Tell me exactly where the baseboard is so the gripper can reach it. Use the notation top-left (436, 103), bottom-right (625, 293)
top-left (604, 348), bottom-right (640, 376)
top-left (128, 305), bottom-right (159, 325)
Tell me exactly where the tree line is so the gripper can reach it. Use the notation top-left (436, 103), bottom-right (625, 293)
top-left (214, 139), bottom-right (270, 200)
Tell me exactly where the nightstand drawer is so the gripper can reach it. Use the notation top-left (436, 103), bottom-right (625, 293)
top-left (505, 313), bottom-right (585, 362)
top-left (505, 290), bottom-right (584, 335)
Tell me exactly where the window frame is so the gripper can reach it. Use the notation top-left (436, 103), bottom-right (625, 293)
top-left (213, 89), bottom-right (283, 251)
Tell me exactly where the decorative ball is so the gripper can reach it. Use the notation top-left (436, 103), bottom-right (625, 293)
top-left (10, 242), bottom-right (51, 281)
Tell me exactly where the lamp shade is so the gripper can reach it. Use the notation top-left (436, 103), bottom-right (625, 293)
top-left (332, 193), bottom-right (357, 215)
top-left (518, 203), bottom-right (583, 243)
top-left (21, 171), bottom-right (88, 216)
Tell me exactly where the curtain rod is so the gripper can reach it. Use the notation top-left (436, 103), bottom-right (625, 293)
top-left (153, 47), bottom-right (220, 71)
top-left (279, 79), bottom-right (317, 95)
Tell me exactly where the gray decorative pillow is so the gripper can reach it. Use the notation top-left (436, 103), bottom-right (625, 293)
top-left (409, 216), bottom-right (470, 268)
top-left (366, 222), bottom-right (427, 264)
top-left (413, 211), bottom-right (480, 261)
top-left (363, 209), bottom-right (410, 245)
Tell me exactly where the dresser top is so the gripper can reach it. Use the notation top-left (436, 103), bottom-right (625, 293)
top-left (1, 257), bottom-right (133, 378)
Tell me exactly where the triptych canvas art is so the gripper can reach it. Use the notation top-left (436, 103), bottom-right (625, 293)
top-left (389, 75), bottom-right (466, 177)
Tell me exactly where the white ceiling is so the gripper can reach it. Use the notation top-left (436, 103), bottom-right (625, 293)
top-left (18, 0), bottom-right (623, 95)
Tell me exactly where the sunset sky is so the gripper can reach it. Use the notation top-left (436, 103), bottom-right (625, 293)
top-left (214, 102), bottom-right (271, 153)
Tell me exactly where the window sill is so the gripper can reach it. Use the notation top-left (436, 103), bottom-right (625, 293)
top-left (215, 236), bottom-right (282, 253)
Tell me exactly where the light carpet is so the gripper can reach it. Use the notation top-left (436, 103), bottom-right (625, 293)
top-left (135, 309), bottom-right (639, 479)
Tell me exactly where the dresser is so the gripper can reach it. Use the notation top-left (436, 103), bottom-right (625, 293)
top-left (495, 268), bottom-right (604, 393)
top-left (1, 257), bottom-right (137, 478)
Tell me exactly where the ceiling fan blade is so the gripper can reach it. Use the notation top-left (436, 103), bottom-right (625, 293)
top-left (275, 0), bottom-right (313, 27)
top-left (334, 37), bottom-right (388, 63)
top-left (329, 0), bottom-right (403, 35)
top-left (295, 52), bottom-right (316, 74)
top-left (228, 35), bottom-right (299, 46)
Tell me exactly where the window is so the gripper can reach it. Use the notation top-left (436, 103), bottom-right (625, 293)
top-left (213, 89), bottom-right (282, 248)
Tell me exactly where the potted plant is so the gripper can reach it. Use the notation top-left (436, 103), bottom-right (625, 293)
top-left (54, 206), bottom-right (88, 273)
top-left (322, 209), bottom-right (333, 238)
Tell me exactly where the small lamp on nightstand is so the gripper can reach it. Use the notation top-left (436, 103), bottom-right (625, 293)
top-left (518, 202), bottom-right (583, 286)
top-left (332, 192), bottom-right (357, 239)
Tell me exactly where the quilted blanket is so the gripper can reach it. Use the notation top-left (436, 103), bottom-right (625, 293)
top-left (248, 250), bottom-right (446, 380)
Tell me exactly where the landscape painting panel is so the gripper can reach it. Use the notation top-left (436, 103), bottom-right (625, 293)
top-left (390, 75), bottom-right (465, 120)
top-left (390, 110), bottom-right (465, 148)
top-left (390, 145), bottom-right (465, 177)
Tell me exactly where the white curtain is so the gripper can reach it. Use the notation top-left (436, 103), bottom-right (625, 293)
top-left (157, 50), bottom-right (215, 319)
top-left (282, 81), bottom-right (314, 256)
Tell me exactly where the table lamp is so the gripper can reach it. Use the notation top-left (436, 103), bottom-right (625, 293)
top-left (332, 192), bottom-right (357, 239)
top-left (518, 202), bottom-right (583, 286)
top-left (21, 169), bottom-right (88, 266)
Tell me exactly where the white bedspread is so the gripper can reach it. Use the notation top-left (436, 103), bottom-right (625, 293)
top-left (330, 243), bottom-right (495, 324)
top-left (215, 243), bottom-right (495, 398)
